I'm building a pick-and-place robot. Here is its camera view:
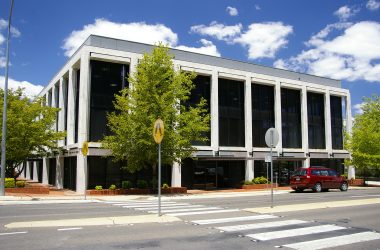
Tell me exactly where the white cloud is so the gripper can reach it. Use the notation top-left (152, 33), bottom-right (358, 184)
top-left (353, 103), bottom-right (364, 114)
top-left (176, 39), bottom-right (221, 57)
top-left (0, 56), bottom-right (6, 67)
top-left (226, 6), bottom-right (238, 16)
top-left (233, 22), bottom-right (293, 60)
top-left (366, 0), bottom-right (380, 10)
top-left (255, 4), bottom-right (261, 10)
top-left (62, 19), bottom-right (179, 57)
top-left (0, 19), bottom-right (21, 38)
top-left (334, 5), bottom-right (359, 21)
top-left (0, 34), bottom-right (4, 45)
top-left (190, 22), bottom-right (242, 41)
top-left (0, 76), bottom-right (43, 98)
top-left (306, 22), bottom-right (352, 47)
top-left (274, 21), bottom-right (380, 82)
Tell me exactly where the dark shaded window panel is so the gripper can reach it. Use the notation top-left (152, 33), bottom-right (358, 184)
top-left (252, 83), bottom-right (275, 147)
top-left (307, 92), bottom-right (325, 149)
top-left (330, 95), bottom-right (343, 149)
top-left (281, 88), bottom-right (302, 148)
top-left (218, 78), bottom-right (245, 147)
top-left (89, 60), bottom-right (129, 142)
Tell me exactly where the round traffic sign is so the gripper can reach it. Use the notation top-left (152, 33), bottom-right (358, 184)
top-left (153, 118), bottom-right (164, 144)
top-left (265, 128), bottom-right (279, 147)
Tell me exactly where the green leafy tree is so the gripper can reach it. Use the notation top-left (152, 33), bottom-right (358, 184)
top-left (0, 88), bottom-right (66, 179)
top-left (345, 95), bottom-right (380, 170)
top-left (102, 45), bottom-right (210, 177)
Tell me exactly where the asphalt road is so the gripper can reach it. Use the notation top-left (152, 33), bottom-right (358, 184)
top-left (0, 188), bottom-right (380, 250)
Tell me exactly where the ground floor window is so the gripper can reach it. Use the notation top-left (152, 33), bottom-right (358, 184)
top-left (254, 160), bottom-right (302, 186)
top-left (48, 158), bottom-right (56, 186)
top-left (63, 157), bottom-right (77, 191)
top-left (310, 159), bottom-right (344, 174)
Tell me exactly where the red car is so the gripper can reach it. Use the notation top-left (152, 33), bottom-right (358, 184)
top-left (290, 167), bottom-right (348, 192)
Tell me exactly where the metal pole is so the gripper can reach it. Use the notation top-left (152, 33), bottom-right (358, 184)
top-left (84, 156), bottom-right (87, 200)
top-left (270, 130), bottom-right (274, 208)
top-left (0, 0), bottom-right (15, 196)
top-left (158, 143), bottom-right (161, 217)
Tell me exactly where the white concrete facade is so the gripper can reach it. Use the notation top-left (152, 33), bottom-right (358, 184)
top-left (34, 35), bottom-right (352, 193)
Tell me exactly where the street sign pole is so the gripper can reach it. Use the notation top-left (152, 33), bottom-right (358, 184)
top-left (270, 130), bottom-right (274, 208)
top-left (153, 118), bottom-right (164, 217)
top-left (158, 142), bottom-right (161, 217)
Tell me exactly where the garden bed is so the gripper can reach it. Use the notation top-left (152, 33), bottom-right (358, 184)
top-left (6, 186), bottom-right (49, 194)
top-left (348, 178), bottom-right (364, 186)
top-left (86, 187), bottom-right (187, 195)
top-left (239, 183), bottom-right (278, 189)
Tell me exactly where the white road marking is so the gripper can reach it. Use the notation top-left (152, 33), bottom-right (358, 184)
top-left (121, 203), bottom-right (188, 208)
top-left (0, 231), bottom-right (27, 236)
top-left (57, 227), bottom-right (83, 231)
top-left (136, 205), bottom-right (205, 211)
top-left (351, 195), bottom-right (380, 198)
top-left (246, 225), bottom-right (346, 241)
top-left (113, 202), bottom-right (177, 206)
top-left (165, 209), bottom-right (240, 216)
top-left (192, 214), bottom-right (278, 225)
top-left (148, 207), bottom-right (221, 213)
top-left (217, 220), bottom-right (309, 232)
top-left (283, 231), bottom-right (380, 250)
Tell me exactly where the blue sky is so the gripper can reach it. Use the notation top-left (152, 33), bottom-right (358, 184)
top-left (0, 0), bottom-right (379, 115)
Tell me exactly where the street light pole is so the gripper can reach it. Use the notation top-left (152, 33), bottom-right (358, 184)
top-left (0, 0), bottom-right (15, 196)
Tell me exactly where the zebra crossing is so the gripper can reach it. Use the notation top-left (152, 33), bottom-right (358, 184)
top-left (106, 200), bottom-right (380, 249)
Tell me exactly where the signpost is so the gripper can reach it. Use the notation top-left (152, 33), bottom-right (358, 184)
top-left (153, 118), bottom-right (164, 216)
top-left (265, 128), bottom-right (279, 208)
top-left (82, 141), bottom-right (89, 200)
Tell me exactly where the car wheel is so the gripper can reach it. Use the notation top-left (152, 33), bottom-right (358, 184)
top-left (313, 183), bottom-right (322, 192)
top-left (340, 182), bottom-right (348, 191)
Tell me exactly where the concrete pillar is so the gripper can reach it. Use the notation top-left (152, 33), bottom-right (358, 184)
top-left (58, 77), bottom-right (66, 147)
top-left (301, 86), bottom-right (309, 152)
top-left (325, 90), bottom-right (332, 154)
top-left (78, 51), bottom-right (90, 144)
top-left (26, 161), bottom-right (32, 180)
top-left (33, 161), bottom-right (38, 182)
top-left (42, 157), bottom-right (49, 185)
top-left (128, 56), bottom-right (139, 90)
top-left (76, 153), bottom-right (87, 194)
top-left (245, 159), bottom-right (254, 181)
top-left (348, 165), bottom-right (355, 180)
top-left (303, 157), bottom-right (310, 168)
top-left (56, 156), bottom-right (64, 189)
top-left (211, 70), bottom-right (219, 152)
top-left (274, 81), bottom-right (282, 151)
top-left (171, 162), bottom-right (181, 187)
top-left (245, 76), bottom-right (252, 151)
top-left (66, 68), bottom-right (76, 145)
top-left (345, 93), bottom-right (352, 135)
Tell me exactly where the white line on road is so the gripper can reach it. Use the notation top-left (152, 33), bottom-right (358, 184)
top-left (246, 225), bottom-right (346, 241)
top-left (0, 231), bottom-right (28, 236)
top-left (283, 231), bottom-right (380, 250)
top-left (217, 220), bottom-right (309, 232)
top-left (148, 207), bottom-right (221, 213)
top-left (114, 202), bottom-right (178, 207)
top-left (350, 195), bottom-right (380, 198)
top-left (57, 227), bottom-right (83, 231)
top-left (192, 214), bottom-right (278, 225)
top-left (121, 203), bottom-right (189, 208)
top-left (136, 205), bottom-right (205, 211)
top-left (165, 209), bottom-right (240, 216)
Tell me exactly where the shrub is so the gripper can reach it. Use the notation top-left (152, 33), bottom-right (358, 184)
top-left (95, 185), bottom-right (103, 190)
top-left (5, 178), bottom-right (15, 188)
top-left (109, 184), bottom-right (116, 190)
top-left (252, 176), bottom-right (268, 184)
top-left (241, 180), bottom-right (253, 185)
top-left (121, 180), bottom-right (133, 189)
top-left (16, 180), bottom-right (26, 188)
top-left (136, 180), bottom-right (148, 189)
top-left (162, 183), bottom-right (170, 189)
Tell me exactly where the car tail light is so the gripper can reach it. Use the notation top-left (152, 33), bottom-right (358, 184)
top-left (306, 175), bottom-right (310, 178)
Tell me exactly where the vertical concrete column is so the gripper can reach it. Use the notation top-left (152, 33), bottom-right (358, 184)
top-left (26, 161), bottom-right (31, 180)
top-left (58, 77), bottom-right (66, 147)
top-left (56, 156), bottom-right (64, 189)
top-left (211, 70), bottom-right (219, 152)
top-left (42, 157), bottom-right (49, 185)
top-left (303, 157), bottom-right (310, 168)
top-left (51, 85), bottom-right (56, 132)
top-left (325, 90), bottom-right (332, 154)
top-left (301, 86), bottom-right (309, 152)
top-left (345, 93), bottom-right (352, 135)
top-left (245, 160), bottom-right (254, 181)
top-left (78, 51), bottom-right (91, 144)
top-left (244, 76), bottom-right (252, 152)
top-left (274, 81), bottom-right (283, 150)
top-left (66, 68), bottom-right (76, 145)
top-left (33, 161), bottom-right (38, 182)
top-left (171, 162), bottom-right (181, 187)
top-left (128, 56), bottom-right (139, 90)
top-left (76, 153), bottom-right (87, 194)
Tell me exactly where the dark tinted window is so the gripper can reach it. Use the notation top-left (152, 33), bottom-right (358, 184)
top-left (281, 88), bottom-right (302, 148)
top-left (308, 92), bottom-right (325, 149)
top-left (293, 169), bottom-right (307, 176)
top-left (328, 169), bottom-right (338, 177)
top-left (89, 60), bottom-right (129, 142)
top-left (320, 170), bottom-right (329, 176)
top-left (311, 169), bottom-right (320, 176)
top-left (252, 84), bottom-right (275, 147)
top-left (331, 96), bottom-right (343, 149)
top-left (219, 78), bottom-right (245, 147)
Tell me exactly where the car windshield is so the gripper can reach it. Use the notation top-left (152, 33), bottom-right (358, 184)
top-left (293, 169), bottom-right (307, 176)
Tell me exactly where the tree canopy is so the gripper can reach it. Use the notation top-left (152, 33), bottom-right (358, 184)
top-left (0, 88), bottom-right (66, 178)
top-left (345, 94), bottom-right (380, 169)
top-left (102, 45), bottom-right (210, 174)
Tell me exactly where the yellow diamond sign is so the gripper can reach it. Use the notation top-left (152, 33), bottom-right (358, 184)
top-left (82, 141), bottom-right (89, 156)
top-left (153, 118), bottom-right (164, 144)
